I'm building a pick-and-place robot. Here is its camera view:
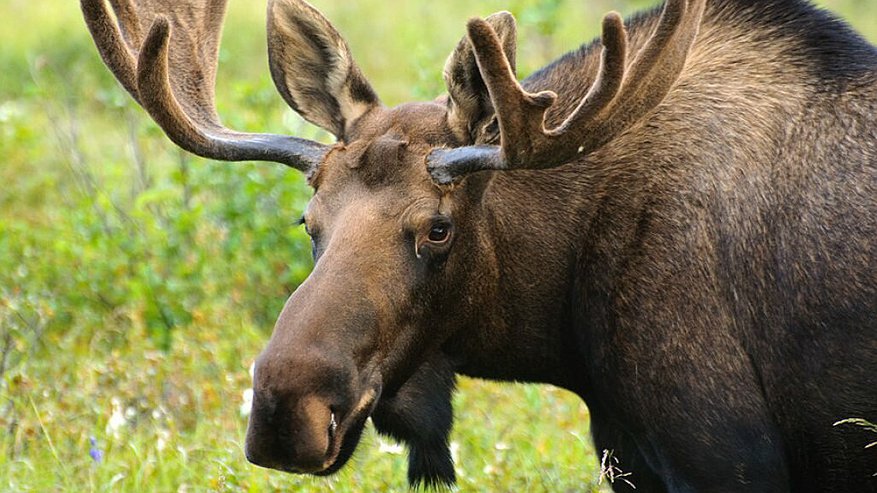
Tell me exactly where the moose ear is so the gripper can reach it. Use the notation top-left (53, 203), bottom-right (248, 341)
top-left (443, 11), bottom-right (517, 144)
top-left (267, 0), bottom-right (380, 140)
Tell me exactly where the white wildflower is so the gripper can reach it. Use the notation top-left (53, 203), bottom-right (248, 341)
top-left (106, 397), bottom-right (127, 437)
top-left (378, 439), bottom-right (404, 455)
top-left (240, 388), bottom-right (254, 418)
top-left (156, 429), bottom-right (170, 452)
top-left (151, 405), bottom-right (169, 421)
top-left (450, 441), bottom-right (465, 479)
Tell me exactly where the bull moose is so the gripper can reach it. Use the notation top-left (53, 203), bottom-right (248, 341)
top-left (81, 0), bottom-right (877, 490)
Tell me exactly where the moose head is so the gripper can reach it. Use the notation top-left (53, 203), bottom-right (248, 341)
top-left (81, 0), bottom-right (704, 483)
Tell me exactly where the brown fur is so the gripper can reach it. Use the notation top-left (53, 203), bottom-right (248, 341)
top-left (83, 0), bottom-right (877, 491)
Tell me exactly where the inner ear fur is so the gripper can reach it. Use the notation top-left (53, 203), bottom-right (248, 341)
top-left (443, 11), bottom-right (517, 145)
top-left (267, 0), bottom-right (380, 140)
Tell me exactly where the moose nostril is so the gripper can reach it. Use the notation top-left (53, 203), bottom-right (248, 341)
top-left (328, 411), bottom-right (338, 441)
top-left (287, 396), bottom-right (336, 471)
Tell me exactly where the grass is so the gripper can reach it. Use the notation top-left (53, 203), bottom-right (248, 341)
top-left (0, 0), bottom-right (874, 491)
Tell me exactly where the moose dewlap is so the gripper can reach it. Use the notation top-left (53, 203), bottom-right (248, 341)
top-left (82, 0), bottom-right (877, 491)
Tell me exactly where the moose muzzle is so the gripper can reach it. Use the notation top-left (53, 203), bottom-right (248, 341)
top-left (245, 389), bottom-right (336, 473)
top-left (243, 337), bottom-right (383, 473)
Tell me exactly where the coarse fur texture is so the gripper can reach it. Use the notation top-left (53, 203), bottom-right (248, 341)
top-left (82, 0), bottom-right (877, 491)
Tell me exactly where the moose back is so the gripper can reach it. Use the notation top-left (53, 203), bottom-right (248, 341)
top-left (82, 0), bottom-right (877, 491)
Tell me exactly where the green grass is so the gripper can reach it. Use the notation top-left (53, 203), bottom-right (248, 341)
top-left (1, 0), bottom-right (874, 491)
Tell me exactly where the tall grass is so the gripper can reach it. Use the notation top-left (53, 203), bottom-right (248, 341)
top-left (1, 1), bottom-right (874, 491)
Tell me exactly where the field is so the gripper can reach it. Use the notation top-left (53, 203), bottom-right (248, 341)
top-left (1, 1), bottom-right (874, 491)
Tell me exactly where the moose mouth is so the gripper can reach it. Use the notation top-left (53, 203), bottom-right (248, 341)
top-left (310, 384), bottom-right (382, 476)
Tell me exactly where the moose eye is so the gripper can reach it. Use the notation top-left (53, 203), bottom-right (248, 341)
top-left (427, 222), bottom-right (452, 244)
top-left (416, 218), bottom-right (454, 261)
top-left (298, 215), bottom-right (321, 260)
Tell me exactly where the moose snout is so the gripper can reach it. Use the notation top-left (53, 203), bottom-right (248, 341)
top-left (245, 391), bottom-right (336, 473)
top-left (244, 353), bottom-right (354, 474)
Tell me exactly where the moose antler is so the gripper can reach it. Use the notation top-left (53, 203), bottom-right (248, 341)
top-left (427, 0), bottom-right (706, 184)
top-left (81, 0), bottom-right (328, 171)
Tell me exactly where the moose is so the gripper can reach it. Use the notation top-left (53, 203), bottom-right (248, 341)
top-left (81, 0), bottom-right (876, 490)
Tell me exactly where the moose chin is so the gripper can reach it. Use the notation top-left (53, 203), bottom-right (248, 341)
top-left (82, 0), bottom-right (877, 491)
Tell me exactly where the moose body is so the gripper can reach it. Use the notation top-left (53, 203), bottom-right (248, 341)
top-left (82, 0), bottom-right (877, 491)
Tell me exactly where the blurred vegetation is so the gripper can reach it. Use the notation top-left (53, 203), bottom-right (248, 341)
top-left (0, 0), bottom-right (873, 491)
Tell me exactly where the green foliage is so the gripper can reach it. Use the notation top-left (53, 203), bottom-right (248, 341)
top-left (0, 0), bottom-right (874, 491)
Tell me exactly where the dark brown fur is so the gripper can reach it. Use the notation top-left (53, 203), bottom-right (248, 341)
top-left (83, 0), bottom-right (877, 491)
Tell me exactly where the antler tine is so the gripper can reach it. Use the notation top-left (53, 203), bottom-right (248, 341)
top-left (571, 0), bottom-right (705, 148)
top-left (427, 0), bottom-right (706, 185)
top-left (541, 0), bottom-right (704, 164)
top-left (81, 0), bottom-right (328, 171)
top-left (107, 0), bottom-right (145, 54)
top-left (82, 0), bottom-right (140, 102)
top-left (547, 13), bottom-right (627, 138)
top-left (465, 18), bottom-right (559, 168)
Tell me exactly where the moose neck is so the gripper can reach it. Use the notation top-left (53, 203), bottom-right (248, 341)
top-left (443, 167), bottom-right (601, 393)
